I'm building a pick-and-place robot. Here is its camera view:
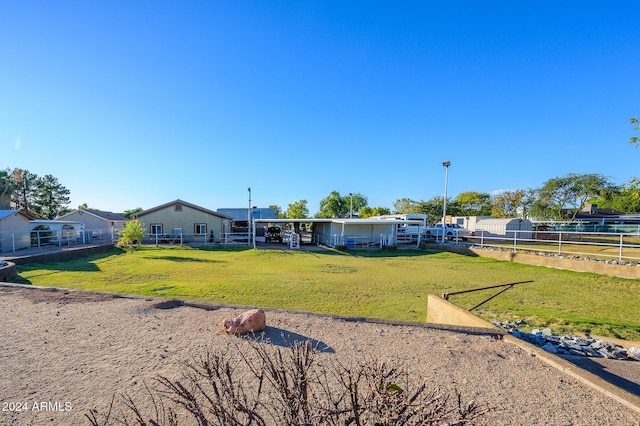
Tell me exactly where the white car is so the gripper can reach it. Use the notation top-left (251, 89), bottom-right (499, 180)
top-left (425, 223), bottom-right (472, 240)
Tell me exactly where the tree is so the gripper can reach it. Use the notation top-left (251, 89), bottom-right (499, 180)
top-left (269, 204), bottom-right (284, 218)
top-left (33, 174), bottom-right (71, 219)
top-left (0, 168), bottom-right (15, 209)
top-left (117, 219), bottom-right (145, 252)
top-left (11, 169), bottom-right (39, 215)
top-left (358, 206), bottom-right (391, 218)
top-left (630, 117), bottom-right (639, 147)
top-left (316, 190), bottom-right (367, 218)
top-left (124, 207), bottom-right (143, 219)
top-left (285, 199), bottom-right (309, 219)
top-left (589, 177), bottom-right (640, 214)
top-left (529, 173), bottom-right (617, 220)
top-left (491, 190), bottom-right (526, 217)
top-left (453, 191), bottom-right (492, 216)
top-left (392, 198), bottom-right (421, 214)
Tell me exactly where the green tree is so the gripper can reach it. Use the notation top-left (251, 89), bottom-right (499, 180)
top-left (318, 191), bottom-right (370, 218)
top-left (269, 204), bottom-right (284, 218)
top-left (358, 206), bottom-right (391, 218)
top-left (285, 200), bottom-right (309, 219)
top-left (392, 198), bottom-right (421, 214)
top-left (33, 174), bottom-right (71, 219)
top-left (491, 190), bottom-right (526, 217)
top-left (124, 207), bottom-right (143, 219)
top-left (11, 169), bottom-right (39, 215)
top-left (589, 177), bottom-right (640, 213)
top-left (630, 117), bottom-right (639, 147)
top-left (117, 219), bottom-right (145, 252)
top-left (414, 197), bottom-right (446, 225)
top-left (0, 168), bottom-right (15, 209)
top-left (453, 191), bottom-right (492, 216)
top-left (530, 173), bottom-right (617, 220)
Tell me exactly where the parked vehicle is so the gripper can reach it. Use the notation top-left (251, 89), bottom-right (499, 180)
top-left (425, 223), bottom-right (472, 240)
top-left (264, 226), bottom-right (283, 243)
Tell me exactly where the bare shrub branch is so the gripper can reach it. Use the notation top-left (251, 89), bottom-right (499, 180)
top-left (87, 338), bottom-right (491, 425)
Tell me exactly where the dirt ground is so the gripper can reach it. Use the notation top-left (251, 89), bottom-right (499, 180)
top-left (1, 284), bottom-right (639, 425)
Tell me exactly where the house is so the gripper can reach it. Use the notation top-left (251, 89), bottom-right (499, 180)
top-left (57, 209), bottom-right (128, 241)
top-left (133, 199), bottom-right (233, 243)
top-left (0, 210), bottom-right (32, 252)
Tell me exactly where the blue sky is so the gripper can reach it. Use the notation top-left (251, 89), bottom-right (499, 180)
top-left (2, 1), bottom-right (639, 215)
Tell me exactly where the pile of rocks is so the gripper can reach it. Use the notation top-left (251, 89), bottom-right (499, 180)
top-left (493, 320), bottom-right (640, 361)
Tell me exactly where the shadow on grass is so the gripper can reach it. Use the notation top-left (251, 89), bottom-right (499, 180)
top-left (241, 327), bottom-right (335, 353)
top-left (145, 256), bottom-right (222, 263)
top-left (14, 247), bottom-right (127, 281)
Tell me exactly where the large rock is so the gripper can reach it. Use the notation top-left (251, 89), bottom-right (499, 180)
top-left (219, 309), bottom-right (266, 334)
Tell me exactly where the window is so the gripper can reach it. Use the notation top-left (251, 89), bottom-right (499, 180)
top-left (194, 223), bottom-right (207, 235)
top-left (175, 203), bottom-right (182, 212)
top-left (151, 224), bottom-right (163, 235)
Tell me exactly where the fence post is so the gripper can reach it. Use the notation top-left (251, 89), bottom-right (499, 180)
top-left (558, 232), bottom-right (562, 255)
top-left (513, 230), bottom-right (517, 251)
top-left (619, 234), bottom-right (624, 261)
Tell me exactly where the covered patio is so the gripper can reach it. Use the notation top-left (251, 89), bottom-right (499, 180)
top-left (251, 217), bottom-right (425, 249)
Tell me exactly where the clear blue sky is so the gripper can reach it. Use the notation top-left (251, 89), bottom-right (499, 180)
top-left (2, 1), bottom-right (638, 215)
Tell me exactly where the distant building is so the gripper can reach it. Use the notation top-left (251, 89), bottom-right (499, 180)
top-left (0, 210), bottom-right (32, 252)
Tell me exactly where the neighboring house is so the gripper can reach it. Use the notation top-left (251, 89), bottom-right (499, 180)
top-left (0, 210), bottom-right (32, 252)
top-left (133, 199), bottom-right (233, 242)
top-left (57, 209), bottom-right (128, 241)
top-left (217, 207), bottom-right (277, 236)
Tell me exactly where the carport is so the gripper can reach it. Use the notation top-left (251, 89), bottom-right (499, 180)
top-left (251, 217), bottom-right (425, 249)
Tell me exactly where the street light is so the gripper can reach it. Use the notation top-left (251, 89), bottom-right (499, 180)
top-left (349, 193), bottom-right (353, 218)
top-left (442, 161), bottom-right (451, 243)
top-left (247, 187), bottom-right (252, 247)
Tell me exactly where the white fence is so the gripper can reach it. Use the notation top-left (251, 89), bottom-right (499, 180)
top-left (466, 230), bottom-right (640, 263)
top-left (0, 228), bottom-right (116, 253)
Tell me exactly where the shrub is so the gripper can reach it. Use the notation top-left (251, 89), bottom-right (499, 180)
top-left (86, 338), bottom-right (490, 425)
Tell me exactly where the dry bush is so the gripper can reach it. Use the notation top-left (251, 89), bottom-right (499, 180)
top-left (87, 337), bottom-right (490, 425)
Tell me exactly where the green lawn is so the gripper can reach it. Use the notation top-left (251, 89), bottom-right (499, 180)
top-left (13, 245), bottom-right (640, 340)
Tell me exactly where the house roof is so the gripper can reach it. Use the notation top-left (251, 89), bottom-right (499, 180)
top-left (0, 210), bottom-right (33, 221)
top-left (57, 209), bottom-right (128, 222)
top-left (217, 208), bottom-right (276, 221)
top-left (134, 199), bottom-right (233, 220)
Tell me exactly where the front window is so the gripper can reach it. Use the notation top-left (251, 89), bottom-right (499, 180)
top-left (194, 223), bottom-right (207, 235)
top-left (151, 224), bottom-right (163, 235)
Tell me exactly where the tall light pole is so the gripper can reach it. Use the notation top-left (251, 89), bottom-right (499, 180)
top-left (442, 161), bottom-right (450, 243)
top-left (247, 187), bottom-right (252, 247)
top-left (349, 193), bottom-right (353, 218)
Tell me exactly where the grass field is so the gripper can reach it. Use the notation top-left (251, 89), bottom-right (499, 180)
top-left (13, 245), bottom-right (640, 340)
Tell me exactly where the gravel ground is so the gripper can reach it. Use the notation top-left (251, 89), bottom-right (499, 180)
top-left (0, 285), bottom-right (638, 425)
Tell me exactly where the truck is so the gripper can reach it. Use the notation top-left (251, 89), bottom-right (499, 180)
top-left (424, 223), bottom-right (472, 241)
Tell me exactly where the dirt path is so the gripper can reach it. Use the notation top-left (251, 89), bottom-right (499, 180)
top-left (1, 285), bottom-right (638, 425)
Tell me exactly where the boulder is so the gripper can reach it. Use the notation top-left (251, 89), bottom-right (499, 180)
top-left (219, 309), bottom-right (266, 334)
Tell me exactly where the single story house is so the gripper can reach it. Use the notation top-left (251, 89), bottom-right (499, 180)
top-left (133, 199), bottom-right (233, 243)
top-left (0, 210), bottom-right (32, 252)
top-left (57, 209), bottom-right (128, 241)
